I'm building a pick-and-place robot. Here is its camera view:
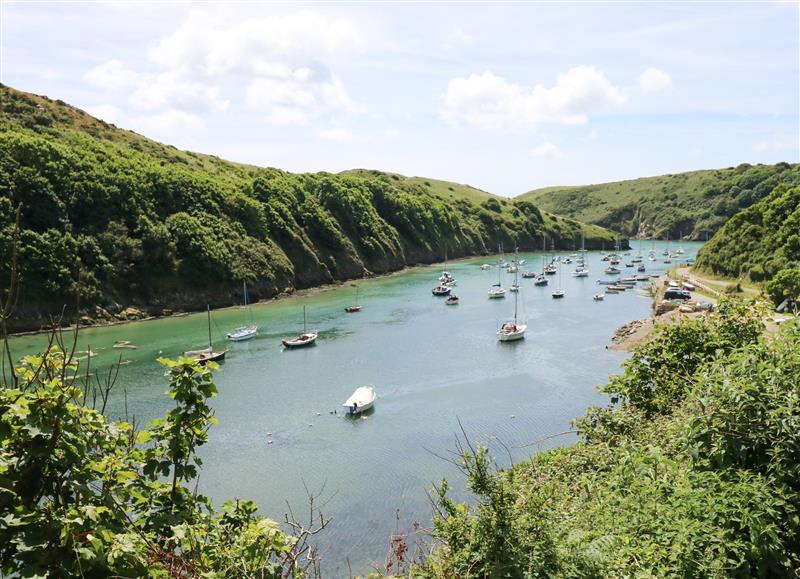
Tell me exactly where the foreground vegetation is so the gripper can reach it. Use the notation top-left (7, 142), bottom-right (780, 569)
top-left (0, 339), bottom-right (322, 577)
top-left (418, 300), bottom-right (800, 577)
top-left (520, 163), bottom-right (799, 240)
top-left (0, 84), bottom-right (614, 331)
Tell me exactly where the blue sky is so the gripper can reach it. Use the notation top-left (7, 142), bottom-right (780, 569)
top-left (2, 1), bottom-right (798, 195)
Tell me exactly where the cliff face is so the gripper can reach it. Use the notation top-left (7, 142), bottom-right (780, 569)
top-left (0, 85), bottom-right (618, 331)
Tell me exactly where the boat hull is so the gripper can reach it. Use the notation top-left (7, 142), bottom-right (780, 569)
top-left (282, 333), bottom-right (318, 348)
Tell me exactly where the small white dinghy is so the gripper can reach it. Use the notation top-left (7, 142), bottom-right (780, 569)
top-left (343, 385), bottom-right (376, 415)
top-left (593, 293), bottom-right (605, 301)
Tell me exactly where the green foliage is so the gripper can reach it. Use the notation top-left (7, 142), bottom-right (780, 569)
top-left (521, 163), bottom-right (799, 239)
top-left (0, 85), bottom-right (615, 330)
top-left (0, 343), bottom-right (306, 577)
top-left (766, 268), bottom-right (800, 306)
top-left (419, 301), bottom-right (800, 577)
top-left (695, 185), bottom-right (800, 282)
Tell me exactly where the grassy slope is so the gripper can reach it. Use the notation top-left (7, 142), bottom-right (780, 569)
top-left (695, 182), bottom-right (800, 281)
top-left (519, 164), bottom-right (800, 239)
top-left (0, 85), bottom-right (616, 330)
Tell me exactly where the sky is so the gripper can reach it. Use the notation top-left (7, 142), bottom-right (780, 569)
top-left (1, 0), bottom-right (798, 196)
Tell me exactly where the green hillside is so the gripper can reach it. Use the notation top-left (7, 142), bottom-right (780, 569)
top-left (695, 183), bottom-right (800, 281)
top-left (519, 164), bottom-right (799, 239)
top-left (0, 85), bottom-right (615, 331)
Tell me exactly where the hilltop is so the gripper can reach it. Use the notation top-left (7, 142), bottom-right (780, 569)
top-left (519, 164), bottom-right (799, 239)
top-left (0, 85), bottom-right (615, 331)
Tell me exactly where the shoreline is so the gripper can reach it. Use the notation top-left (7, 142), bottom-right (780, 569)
top-left (8, 257), bottom-right (475, 338)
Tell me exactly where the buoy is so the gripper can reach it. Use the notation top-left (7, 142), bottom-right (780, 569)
top-left (308, 424), bottom-right (313, 427)
top-left (266, 432), bottom-right (272, 436)
top-left (267, 439), bottom-right (273, 444)
top-left (316, 412), bottom-right (321, 416)
top-left (510, 414), bottom-right (516, 419)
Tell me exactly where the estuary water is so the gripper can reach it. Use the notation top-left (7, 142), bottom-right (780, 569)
top-left (8, 241), bottom-right (704, 575)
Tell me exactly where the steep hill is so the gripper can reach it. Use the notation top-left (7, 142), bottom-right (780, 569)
top-left (0, 85), bottom-right (615, 331)
top-left (695, 183), bottom-right (800, 281)
top-left (519, 164), bottom-right (799, 239)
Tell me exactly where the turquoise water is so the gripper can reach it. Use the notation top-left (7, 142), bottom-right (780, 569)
top-left (8, 241), bottom-right (704, 574)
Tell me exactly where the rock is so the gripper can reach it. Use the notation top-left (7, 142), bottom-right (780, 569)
top-left (118, 306), bottom-right (146, 320)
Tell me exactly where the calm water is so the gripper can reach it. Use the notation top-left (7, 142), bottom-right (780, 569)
top-left (9, 241), bottom-right (704, 575)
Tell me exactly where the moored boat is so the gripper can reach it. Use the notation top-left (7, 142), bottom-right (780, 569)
top-left (343, 385), bottom-right (376, 415)
top-left (445, 294), bottom-right (460, 305)
top-left (282, 306), bottom-right (318, 348)
top-left (186, 305), bottom-right (227, 364)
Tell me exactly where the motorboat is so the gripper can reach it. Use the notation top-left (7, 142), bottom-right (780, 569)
top-left (445, 295), bottom-right (460, 305)
top-left (226, 326), bottom-right (258, 342)
top-left (533, 275), bottom-right (548, 286)
top-left (509, 283), bottom-right (520, 292)
top-left (521, 271), bottom-right (537, 279)
top-left (480, 264), bottom-right (492, 270)
top-left (551, 289), bottom-right (565, 299)
top-left (637, 264), bottom-right (646, 273)
top-left (432, 285), bottom-right (452, 296)
top-left (604, 266), bottom-right (621, 275)
top-left (343, 385), bottom-right (376, 415)
top-left (593, 293), bottom-right (605, 301)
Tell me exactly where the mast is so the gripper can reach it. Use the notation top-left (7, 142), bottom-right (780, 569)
top-left (207, 305), bottom-right (212, 349)
top-left (303, 306), bottom-right (307, 334)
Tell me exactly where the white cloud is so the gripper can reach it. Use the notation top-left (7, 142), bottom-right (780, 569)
top-left (531, 142), bottom-right (563, 158)
top-left (268, 107), bottom-right (311, 126)
top-left (131, 109), bottom-right (205, 135)
top-left (638, 67), bottom-right (673, 93)
top-left (84, 10), bottom-right (361, 126)
top-left (131, 72), bottom-right (228, 112)
top-left (752, 137), bottom-right (796, 153)
top-left (85, 104), bottom-right (121, 123)
top-left (445, 26), bottom-right (474, 49)
top-left (84, 59), bottom-right (139, 90)
top-left (442, 66), bottom-right (627, 132)
top-left (318, 127), bottom-right (353, 142)
top-left (148, 11), bottom-right (362, 77)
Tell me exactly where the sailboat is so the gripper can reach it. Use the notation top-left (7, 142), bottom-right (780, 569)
top-left (551, 261), bottom-right (565, 299)
top-left (345, 285), bottom-right (362, 313)
top-left (544, 239), bottom-right (557, 275)
top-left (497, 278), bottom-right (527, 341)
top-left (573, 232), bottom-right (589, 277)
top-left (185, 305), bottom-right (226, 363)
top-left (227, 282), bottom-right (258, 341)
top-left (281, 306), bottom-right (318, 348)
top-left (509, 248), bottom-right (521, 292)
top-left (488, 245), bottom-right (507, 298)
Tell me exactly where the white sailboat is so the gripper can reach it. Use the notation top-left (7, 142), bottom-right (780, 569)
top-left (281, 306), bottom-right (318, 348)
top-left (488, 245), bottom-right (507, 298)
top-left (552, 261), bottom-right (565, 299)
top-left (227, 281), bottom-right (258, 341)
top-left (497, 267), bottom-right (527, 341)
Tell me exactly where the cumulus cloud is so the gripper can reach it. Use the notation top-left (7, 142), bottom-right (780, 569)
top-left (148, 11), bottom-right (362, 77)
top-left (531, 142), bottom-right (563, 158)
top-left (442, 66), bottom-right (627, 131)
top-left (318, 127), bottom-right (353, 142)
top-left (82, 10), bottom-right (361, 126)
top-left (638, 67), bottom-right (672, 93)
top-left (130, 109), bottom-right (205, 135)
top-left (131, 72), bottom-right (229, 112)
top-left (84, 59), bottom-right (139, 90)
top-left (752, 137), bottom-right (795, 153)
top-left (84, 104), bottom-right (121, 123)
